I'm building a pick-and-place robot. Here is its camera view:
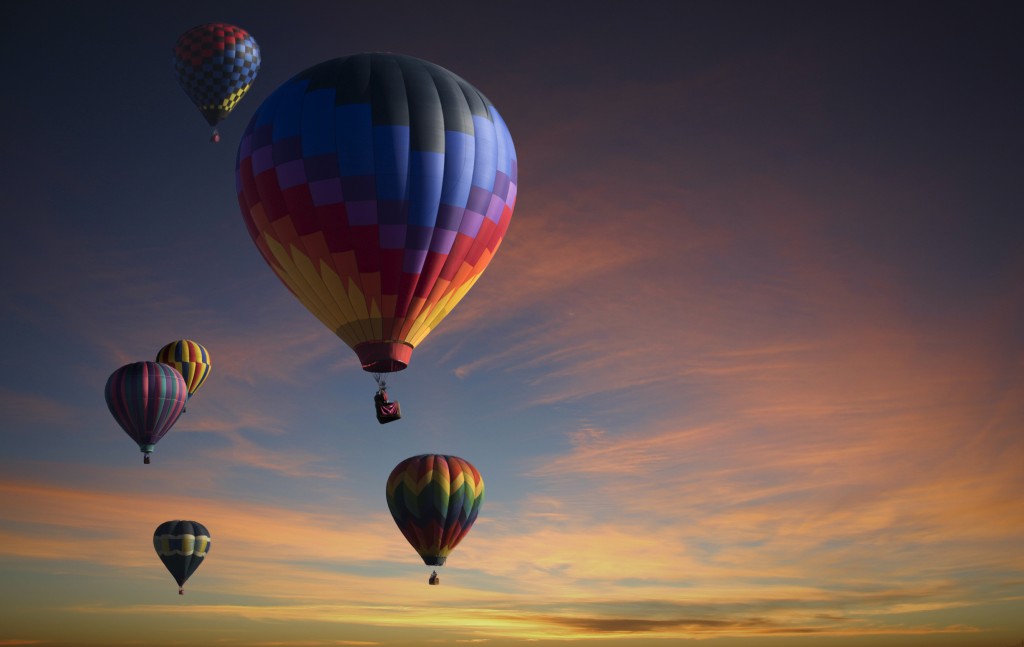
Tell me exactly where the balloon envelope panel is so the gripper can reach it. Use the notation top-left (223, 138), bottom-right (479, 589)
top-left (235, 53), bottom-right (517, 373)
top-left (156, 339), bottom-right (212, 398)
top-left (173, 23), bottom-right (261, 126)
top-left (153, 520), bottom-right (211, 589)
top-left (104, 362), bottom-right (187, 451)
top-left (386, 454), bottom-right (484, 565)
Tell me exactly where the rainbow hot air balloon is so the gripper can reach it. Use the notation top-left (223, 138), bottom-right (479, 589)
top-left (104, 362), bottom-right (187, 463)
top-left (235, 53), bottom-right (517, 396)
top-left (173, 23), bottom-right (261, 142)
top-left (156, 340), bottom-right (212, 407)
top-left (386, 454), bottom-right (484, 584)
top-left (154, 520), bottom-right (211, 594)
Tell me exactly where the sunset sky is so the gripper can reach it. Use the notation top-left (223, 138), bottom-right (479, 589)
top-left (1, 1), bottom-right (1023, 646)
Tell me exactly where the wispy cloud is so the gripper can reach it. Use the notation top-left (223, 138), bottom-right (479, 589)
top-left (0, 388), bottom-right (83, 427)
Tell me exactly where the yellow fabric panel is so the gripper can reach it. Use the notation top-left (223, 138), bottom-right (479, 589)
top-left (318, 261), bottom-right (365, 346)
top-left (292, 244), bottom-right (347, 328)
top-left (265, 238), bottom-right (336, 330)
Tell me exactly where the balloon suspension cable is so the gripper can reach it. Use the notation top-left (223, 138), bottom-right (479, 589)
top-left (210, 128), bottom-right (220, 144)
top-left (373, 373), bottom-right (388, 393)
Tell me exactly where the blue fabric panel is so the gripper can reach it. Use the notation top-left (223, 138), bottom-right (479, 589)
top-left (408, 151), bottom-right (444, 227)
top-left (471, 115), bottom-right (497, 192)
top-left (491, 107), bottom-right (513, 175)
top-left (374, 125), bottom-right (410, 201)
top-left (336, 104), bottom-right (374, 176)
top-left (440, 131), bottom-right (474, 207)
top-left (301, 89), bottom-right (337, 158)
top-left (254, 82), bottom-right (285, 128)
top-left (271, 80), bottom-right (306, 140)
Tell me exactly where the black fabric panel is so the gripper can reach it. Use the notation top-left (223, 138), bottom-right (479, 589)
top-left (301, 58), bottom-right (344, 93)
top-left (332, 54), bottom-right (373, 105)
top-left (153, 520), bottom-right (175, 536)
top-left (370, 55), bottom-right (410, 126)
top-left (427, 63), bottom-right (474, 136)
top-left (453, 74), bottom-right (491, 121)
top-left (397, 56), bottom-right (444, 153)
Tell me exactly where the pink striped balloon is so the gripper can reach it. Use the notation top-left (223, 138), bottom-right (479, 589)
top-left (104, 362), bottom-right (187, 463)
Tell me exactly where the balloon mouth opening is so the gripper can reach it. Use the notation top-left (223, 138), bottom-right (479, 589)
top-left (355, 341), bottom-right (413, 373)
top-left (421, 555), bottom-right (447, 566)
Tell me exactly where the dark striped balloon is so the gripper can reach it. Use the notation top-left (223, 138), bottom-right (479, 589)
top-left (153, 520), bottom-right (211, 594)
top-left (104, 362), bottom-right (187, 463)
top-left (386, 454), bottom-right (484, 567)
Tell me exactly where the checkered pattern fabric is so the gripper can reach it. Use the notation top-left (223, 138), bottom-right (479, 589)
top-left (235, 54), bottom-right (517, 373)
top-left (173, 23), bottom-right (261, 126)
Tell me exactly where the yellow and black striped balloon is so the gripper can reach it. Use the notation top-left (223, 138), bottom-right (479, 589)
top-left (156, 340), bottom-right (211, 399)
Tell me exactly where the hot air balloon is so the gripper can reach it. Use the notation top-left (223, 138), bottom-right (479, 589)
top-left (173, 23), bottom-right (261, 143)
top-left (386, 454), bottom-right (484, 584)
top-left (156, 340), bottom-right (212, 409)
top-left (104, 361), bottom-right (187, 463)
top-left (235, 53), bottom-right (517, 407)
top-left (154, 520), bottom-right (211, 594)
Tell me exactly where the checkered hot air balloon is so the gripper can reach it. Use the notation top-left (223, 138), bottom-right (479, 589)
top-left (104, 362), bottom-right (187, 463)
top-left (173, 23), bottom-right (261, 143)
top-left (153, 520), bottom-right (211, 594)
top-left (156, 340), bottom-right (211, 408)
top-left (386, 454), bottom-right (484, 584)
top-left (235, 54), bottom-right (517, 397)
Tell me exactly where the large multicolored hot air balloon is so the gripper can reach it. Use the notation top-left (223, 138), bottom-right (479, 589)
top-left (386, 454), bottom-right (484, 583)
top-left (156, 340), bottom-right (212, 405)
top-left (235, 53), bottom-right (517, 386)
top-left (173, 23), bottom-right (261, 142)
top-left (104, 362), bottom-right (187, 463)
top-left (153, 520), bottom-right (211, 594)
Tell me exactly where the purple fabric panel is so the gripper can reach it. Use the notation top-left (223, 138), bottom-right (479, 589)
top-left (340, 175), bottom-right (376, 201)
top-left (458, 210), bottom-right (484, 237)
top-left (304, 154), bottom-right (339, 181)
top-left (276, 159), bottom-right (307, 189)
top-left (273, 136), bottom-right (303, 164)
top-left (485, 194), bottom-right (505, 223)
top-left (347, 201), bottom-right (379, 226)
top-left (406, 226), bottom-right (433, 251)
top-left (403, 248), bottom-right (428, 273)
top-left (239, 132), bottom-right (253, 158)
top-left (310, 179), bottom-right (344, 206)
top-left (252, 146), bottom-right (274, 175)
top-left (429, 228), bottom-right (457, 253)
top-left (492, 171), bottom-right (510, 202)
top-left (465, 185), bottom-right (492, 215)
top-left (377, 200), bottom-right (408, 225)
top-left (435, 203), bottom-right (464, 231)
top-left (251, 123), bottom-right (273, 149)
top-left (379, 224), bottom-right (407, 249)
